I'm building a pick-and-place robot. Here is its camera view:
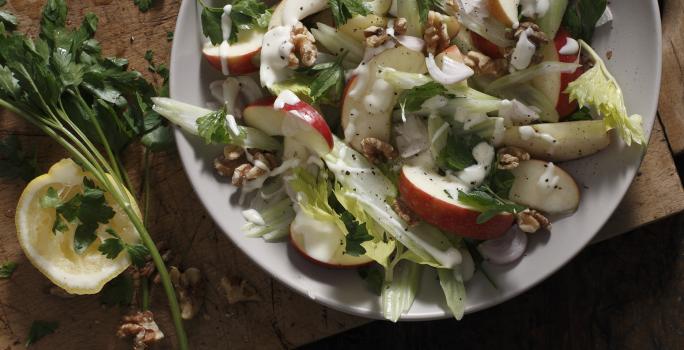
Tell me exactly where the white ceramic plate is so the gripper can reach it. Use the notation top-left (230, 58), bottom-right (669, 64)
top-left (169, 0), bottom-right (662, 320)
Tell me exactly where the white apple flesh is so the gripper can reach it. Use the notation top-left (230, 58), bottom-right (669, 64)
top-left (501, 120), bottom-right (610, 162)
top-left (202, 29), bottom-right (264, 75)
top-left (488, 0), bottom-right (520, 27)
top-left (243, 92), bottom-right (334, 156)
top-left (341, 46), bottom-right (427, 151)
top-left (509, 160), bottom-right (580, 214)
top-left (289, 211), bottom-right (373, 268)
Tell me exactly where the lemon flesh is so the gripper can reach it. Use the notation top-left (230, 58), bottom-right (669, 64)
top-left (15, 159), bottom-right (141, 294)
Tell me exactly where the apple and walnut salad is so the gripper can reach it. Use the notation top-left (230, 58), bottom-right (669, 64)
top-left (154, 0), bottom-right (643, 320)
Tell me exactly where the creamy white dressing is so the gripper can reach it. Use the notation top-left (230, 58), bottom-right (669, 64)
top-left (520, 0), bottom-right (550, 18)
top-left (460, 0), bottom-right (490, 18)
top-left (510, 27), bottom-right (536, 71)
top-left (343, 108), bottom-right (358, 142)
top-left (260, 26), bottom-right (295, 87)
top-left (455, 142), bottom-right (494, 187)
top-left (363, 78), bottom-right (394, 114)
top-left (519, 125), bottom-right (557, 144)
top-left (537, 162), bottom-right (560, 192)
top-left (219, 5), bottom-right (233, 76)
top-left (559, 37), bottom-right (580, 56)
top-left (226, 114), bottom-right (240, 136)
top-left (499, 99), bottom-right (539, 126)
top-left (463, 113), bottom-right (487, 131)
top-left (242, 209), bottom-right (265, 226)
top-left (348, 40), bottom-right (397, 98)
top-left (273, 89), bottom-right (300, 109)
top-left (291, 210), bottom-right (343, 262)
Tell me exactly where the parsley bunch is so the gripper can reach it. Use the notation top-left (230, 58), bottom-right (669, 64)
top-left (0, 1), bottom-right (186, 348)
top-left (198, 0), bottom-right (271, 45)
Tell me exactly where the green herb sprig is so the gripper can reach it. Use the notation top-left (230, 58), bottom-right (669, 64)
top-left (0, 2), bottom-right (187, 348)
top-left (26, 320), bottom-right (58, 347)
top-left (398, 81), bottom-right (447, 113)
top-left (328, 0), bottom-right (370, 26)
top-left (562, 0), bottom-right (607, 43)
top-left (133, 0), bottom-right (155, 12)
top-left (458, 186), bottom-right (526, 224)
top-left (0, 135), bottom-right (38, 181)
top-left (0, 261), bottom-right (17, 278)
top-left (198, 0), bottom-right (271, 45)
top-left (298, 52), bottom-right (348, 103)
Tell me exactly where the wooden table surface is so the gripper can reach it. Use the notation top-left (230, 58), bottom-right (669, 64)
top-left (0, 0), bottom-right (682, 349)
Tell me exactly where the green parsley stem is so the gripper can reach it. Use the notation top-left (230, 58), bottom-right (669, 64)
top-left (141, 277), bottom-right (150, 311)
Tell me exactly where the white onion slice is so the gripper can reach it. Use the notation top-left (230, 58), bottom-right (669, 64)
top-left (394, 35), bottom-right (425, 52)
top-left (477, 227), bottom-right (528, 265)
top-left (425, 53), bottom-right (474, 85)
top-left (394, 114), bottom-right (429, 158)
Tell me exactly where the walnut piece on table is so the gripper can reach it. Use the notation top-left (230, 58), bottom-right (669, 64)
top-left (169, 266), bottom-right (204, 320)
top-left (221, 276), bottom-right (262, 304)
top-left (116, 311), bottom-right (164, 350)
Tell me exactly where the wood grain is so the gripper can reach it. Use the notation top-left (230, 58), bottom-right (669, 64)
top-left (658, 0), bottom-right (684, 154)
top-left (0, 1), bottom-right (681, 349)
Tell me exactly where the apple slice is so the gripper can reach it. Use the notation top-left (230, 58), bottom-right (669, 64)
top-left (399, 164), bottom-right (514, 240)
top-left (488, 0), bottom-right (520, 28)
top-left (202, 29), bottom-right (264, 75)
top-left (243, 91), bottom-right (333, 156)
top-left (532, 28), bottom-right (585, 118)
top-left (501, 120), bottom-right (610, 162)
top-left (290, 211), bottom-right (373, 268)
top-left (338, 14), bottom-right (388, 43)
top-left (269, 0), bottom-right (329, 28)
top-left (341, 46), bottom-right (427, 151)
top-left (509, 160), bottom-right (580, 214)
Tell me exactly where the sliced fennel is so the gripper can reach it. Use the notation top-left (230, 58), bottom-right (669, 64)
top-left (311, 23), bottom-right (364, 65)
top-left (288, 167), bottom-right (345, 232)
top-left (151, 98), bottom-right (281, 151)
top-left (496, 84), bottom-right (560, 122)
top-left (565, 40), bottom-right (646, 146)
top-left (487, 62), bottom-right (580, 92)
top-left (324, 137), bottom-right (460, 267)
top-left (381, 259), bottom-right (422, 322)
top-left (428, 113), bottom-right (450, 160)
top-left (242, 197), bottom-right (295, 241)
top-left (437, 268), bottom-right (466, 320)
top-left (380, 67), bottom-right (432, 90)
top-left (450, 0), bottom-right (513, 47)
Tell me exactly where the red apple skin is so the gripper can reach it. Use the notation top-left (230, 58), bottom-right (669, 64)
top-left (555, 28), bottom-right (585, 119)
top-left (203, 48), bottom-right (261, 75)
top-left (471, 32), bottom-right (503, 59)
top-left (280, 101), bottom-right (334, 151)
top-left (398, 171), bottom-right (514, 240)
top-left (289, 229), bottom-right (373, 269)
top-left (247, 96), bottom-right (276, 108)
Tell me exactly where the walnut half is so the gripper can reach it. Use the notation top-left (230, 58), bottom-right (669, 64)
top-left (116, 311), bottom-right (164, 350)
top-left (517, 209), bottom-right (550, 233)
top-left (497, 146), bottom-right (531, 170)
top-left (290, 23), bottom-right (318, 68)
top-left (360, 137), bottom-right (398, 164)
top-left (424, 11), bottom-right (451, 55)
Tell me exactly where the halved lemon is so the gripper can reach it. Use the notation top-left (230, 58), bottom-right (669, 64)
top-left (15, 159), bottom-right (142, 294)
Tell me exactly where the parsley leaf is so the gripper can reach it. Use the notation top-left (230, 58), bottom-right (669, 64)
top-left (100, 273), bottom-right (134, 307)
top-left (328, 0), bottom-right (370, 26)
top-left (330, 194), bottom-right (372, 256)
top-left (98, 228), bottom-right (150, 267)
top-left (133, 0), bottom-right (154, 12)
top-left (41, 178), bottom-right (116, 253)
top-left (398, 81), bottom-right (447, 112)
top-left (458, 187), bottom-right (526, 224)
top-left (488, 165), bottom-right (515, 199)
top-left (566, 106), bottom-right (593, 121)
top-left (0, 135), bottom-right (38, 181)
top-left (438, 134), bottom-right (482, 172)
top-left (358, 265), bottom-right (384, 295)
top-left (0, 262), bottom-right (17, 278)
top-left (302, 52), bottom-right (347, 103)
top-left (196, 108), bottom-right (236, 144)
top-left (562, 0), bottom-right (607, 43)
top-left (0, 1), bottom-right (7, 7)
top-left (26, 320), bottom-right (58, 347)
top-left (199, 0), bottom-right (271, 45)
